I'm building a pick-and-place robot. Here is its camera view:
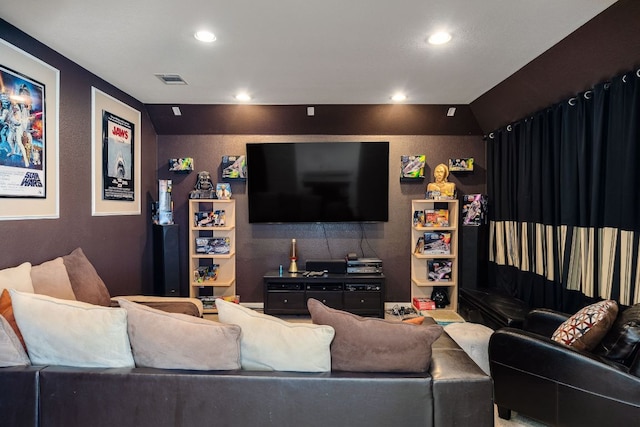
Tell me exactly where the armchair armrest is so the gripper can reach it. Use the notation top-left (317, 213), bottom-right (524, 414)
top-left (113, 295), bottom-right (204, 317)
top-left (489, 328), bottom-right (640, 407)
top-left (523, 308), bottom-right (570, 336)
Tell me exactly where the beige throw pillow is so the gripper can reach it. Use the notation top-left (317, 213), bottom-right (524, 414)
top-left (308, 298), bottom-right (443, 372)
top-left (31, 257), bottom-right (76, 300)
top-left (216, 298), bottom-right (335, 372)
top-left (0, 262), bottom-right (34, 294)
top-left (117, 298), bottom-right (241, 370)
top-left (11, 290), bottom-right (134, 368)
top-left (0, 315), bottom-right (30, 367)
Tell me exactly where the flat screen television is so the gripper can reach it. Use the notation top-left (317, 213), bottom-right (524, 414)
top-left (246, 142), bottom-right (389, 223)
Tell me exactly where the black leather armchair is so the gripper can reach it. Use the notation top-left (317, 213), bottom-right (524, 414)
top-left (489, 308), bottom-right (640, 426)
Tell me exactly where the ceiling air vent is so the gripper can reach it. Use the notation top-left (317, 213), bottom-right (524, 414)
top-left (155, 74), bottom-right (188, 85)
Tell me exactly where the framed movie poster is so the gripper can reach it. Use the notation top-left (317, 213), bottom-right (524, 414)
top-left (0, 65), bottom-right (46, 197)
top-left (91, 87), bottom-right (141, 216)
top-left (102, 111), bottom-right (134, 201)
top-left (0, 39), bottom-right (59, 221)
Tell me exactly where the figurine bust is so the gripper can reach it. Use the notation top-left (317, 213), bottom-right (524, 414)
top-left (189, 171), bottom-right (216, 199)
top-left (426, 163), bottom-right (456, 199)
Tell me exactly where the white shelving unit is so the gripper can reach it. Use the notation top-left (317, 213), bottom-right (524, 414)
top-left (188, 199), bottom-right (236, 314)
top-left (411, 199), bottom-right (459, 314)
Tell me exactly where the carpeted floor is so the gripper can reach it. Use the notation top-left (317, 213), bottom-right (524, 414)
top-left (443, 323), bottom-right (549, 427)
top-left (494, 407), bottom-right (548, 427)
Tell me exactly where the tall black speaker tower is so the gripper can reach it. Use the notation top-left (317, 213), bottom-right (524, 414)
top-left (153, 224), bottom-right (180, 296)
top-left (459, 225), bottom-right (488, 290)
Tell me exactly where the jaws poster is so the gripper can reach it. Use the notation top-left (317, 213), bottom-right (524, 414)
top-left (102, 110), bottom-right (134, 201)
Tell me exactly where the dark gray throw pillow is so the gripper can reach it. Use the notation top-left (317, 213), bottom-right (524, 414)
top-left (307, 298), bottom-right (443, 373)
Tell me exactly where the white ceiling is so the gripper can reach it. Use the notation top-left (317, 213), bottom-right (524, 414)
top-left (1, 0), bottom-right (617, 105)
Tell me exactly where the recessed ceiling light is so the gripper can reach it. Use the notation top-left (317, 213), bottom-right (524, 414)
top-left (391, 93), bottom-right (407, 102)
top-left (235, 93), bottom-right (251, 102)
top-left (194, 30), bottom-right (216, 43)
top-left (428, 31), bottom-right (452, 45)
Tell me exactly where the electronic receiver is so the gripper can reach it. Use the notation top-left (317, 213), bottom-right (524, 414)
top-left (346, 258), bottom-right (383, 274)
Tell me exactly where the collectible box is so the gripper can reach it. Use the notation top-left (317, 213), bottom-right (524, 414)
top-left (435, 209), bottom-right (449, 226)
top-left (448, 157), bottom-right (474, 172)
top-left (423, 232), bottom-right (451, 254)
top-left (216, 183), bottom-right (232, 199)
top-left (194, 210), bottom-right (226, 227)
top-left (401, 155), bottom-right (426, 180)
top-left (197, 295), bottom-right (217, 309)
top-left (168, 158), bottom-right (194, 172)
top-left (413, 210), bottom-right (425, 226)
top-left (413, 297), bottom-right (436, 311)
top-left (425, 190), bottom-right (454, 200)
top-left (221, 155), bottom-right (247, 181)
top-left (424, 209), bottom-right (449, 226)
top-left (194, 264), bottom-right (219, 282)
top-left (462, 194), bottom-right (488, 226)
top-left (195, 237), bottom-right (231, 254)
top-left (428, 260), bottom-right (453, 281)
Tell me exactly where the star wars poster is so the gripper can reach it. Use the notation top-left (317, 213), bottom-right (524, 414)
top-left (0, 65), bottom-right (46, 198)
top-left (102, 110), bottom-right (134, 201)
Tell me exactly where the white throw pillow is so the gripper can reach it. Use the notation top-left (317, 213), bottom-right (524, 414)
top-left (10, 290), bottom-right (134, 368)
top-left (0, 262), bottom-right (34, 294)
top-left (0, 315), bottom-right (30, 367)
top-left (116, 298), bottom-right (241, 370)
top-left (215, 298), bottom-right (335, 372)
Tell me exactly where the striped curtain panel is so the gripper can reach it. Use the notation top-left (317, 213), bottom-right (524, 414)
top-left (487, 69), bottom-right (640, 312)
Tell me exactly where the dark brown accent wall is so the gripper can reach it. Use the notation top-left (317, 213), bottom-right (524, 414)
top-left (158, 135), bottom-right (486, 302)
top-left (471, 0), bottom-right (640, 133)
top-left (147, 104), bottom-right (482, 136)
top-left (0, 20), bottom-right (158, 297)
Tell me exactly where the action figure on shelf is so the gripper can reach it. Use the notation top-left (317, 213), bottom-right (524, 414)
top-left (189, 170), bottom-right (216, 199)
top-left (426, 163), bottom-right (456, 199)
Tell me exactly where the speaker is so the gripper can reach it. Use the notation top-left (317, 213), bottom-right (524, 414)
top-left (305, 259), bottom-right (347, 274)
top-left (153, 224), bottom-right (180, 296)
top-left (460, 225), bottom-right (488, 290)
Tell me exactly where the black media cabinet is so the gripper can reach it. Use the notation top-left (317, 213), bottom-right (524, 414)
top-left (263, 272), bottom-right (385, 318)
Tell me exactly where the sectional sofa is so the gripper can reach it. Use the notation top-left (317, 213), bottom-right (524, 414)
top-left (2, 329), bottom-right (493, 427)
top-left (0, 249), bottom-right (493, 427)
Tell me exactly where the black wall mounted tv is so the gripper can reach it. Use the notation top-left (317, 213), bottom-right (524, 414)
top-left (246, 142), bottom-right (389, 223)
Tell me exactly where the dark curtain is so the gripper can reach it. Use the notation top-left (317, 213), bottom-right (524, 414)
top-left (487, 68), bottom-right (640, 312)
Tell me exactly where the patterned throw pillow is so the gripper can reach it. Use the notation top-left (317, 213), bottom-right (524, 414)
top-left (551, 300), bottom-right (618, 351)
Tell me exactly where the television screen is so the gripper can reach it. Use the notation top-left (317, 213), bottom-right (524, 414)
top-left (246, 142), bottom-right (389, 223)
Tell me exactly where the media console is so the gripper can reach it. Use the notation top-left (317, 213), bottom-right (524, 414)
top-left (263, 271), bottom-right (385, 318)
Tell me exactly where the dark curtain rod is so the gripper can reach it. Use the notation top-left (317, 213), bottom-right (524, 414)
top-left (486, 67), bottom-right (640, 140)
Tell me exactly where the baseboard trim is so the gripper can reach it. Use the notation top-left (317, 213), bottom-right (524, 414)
top-left (241, 302), bottom-right (264, 310)
top-left (242, 302), bottom-right (413, 312)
